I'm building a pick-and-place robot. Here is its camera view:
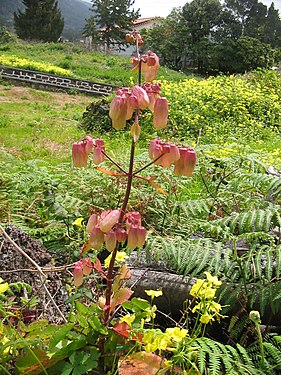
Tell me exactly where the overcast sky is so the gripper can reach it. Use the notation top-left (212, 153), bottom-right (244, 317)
top-left (132, 0), bottom-right (281, 18)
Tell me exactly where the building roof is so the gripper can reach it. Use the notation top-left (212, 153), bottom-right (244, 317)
top-left (133, 17), bottom-right (159, 27)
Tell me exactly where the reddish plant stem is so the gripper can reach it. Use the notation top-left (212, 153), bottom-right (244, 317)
top-left (133, 152), bottom-right (166, 175)
top-left (102, 38), bottom-right (141, 326)
top-left (101, 149), bottom-right (127, 174)
top-left (103, 138), bottom-right (136, 325)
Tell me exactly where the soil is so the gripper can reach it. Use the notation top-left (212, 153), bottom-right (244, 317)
top-left (0, 225), bottom-right (69, 323)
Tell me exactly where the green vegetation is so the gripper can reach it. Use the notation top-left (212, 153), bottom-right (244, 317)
top-left (1, 42), bottom-right (281, 373)
top-left (14, 0), bottom-right (64, 42)
top-left (143, 0), bottom-right (281, 73)
top-left (0, 39), bottom-right (186, 85)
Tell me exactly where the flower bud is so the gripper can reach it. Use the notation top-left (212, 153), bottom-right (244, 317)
top-left (174, 146), bottom-right (196, 177)
top-left (109, 94), bottom-right (128, 130)
top-left (153, 97), bottom-right (168, 129)
top-left (86, 214), bottom-right (99, 233)
top-left (89, 226), bottom-right (105, 251)
top-left (72, 141), bottom-right (88, 167)
top-left (105, 230), bottom-right (117, 252)
top-left (73, 261), bottom-right (84, 287)
top-left (99, 210), bottom-right (120, 233)
top-left (116, 227), bottom-right (127, 242)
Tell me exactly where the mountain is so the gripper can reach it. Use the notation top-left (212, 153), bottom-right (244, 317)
top-left (0, 0), bottom-right (92, 40)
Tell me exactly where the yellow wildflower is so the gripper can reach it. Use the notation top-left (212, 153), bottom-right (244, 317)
top-left (165, 327), bottom-right (188, 343)
top-left (104, 251), bottom-right (128, 269)
top-left (145, 289), bottom-right (163, 298)
top-left (204, 272), bottom-right (222, 287)
top-left (72, 217), bottom-right (84, 227)
top-left (119, 314), bottom-right (136, 326)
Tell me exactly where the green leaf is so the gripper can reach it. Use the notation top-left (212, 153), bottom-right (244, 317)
top-left (25, 319), bottom-right (49, 333)
top-left (48, 324), bottom-right (74, 350)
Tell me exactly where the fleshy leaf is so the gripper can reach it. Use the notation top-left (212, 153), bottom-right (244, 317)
top-left (95, 167), bottom-right (117, 176)
top-left (147, 177), bottom-right (167, 195)
top-left (110, 287), bottom-right (133, 312)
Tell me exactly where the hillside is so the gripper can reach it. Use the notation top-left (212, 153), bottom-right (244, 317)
top-left (0, 0), bottom-right (92, 40)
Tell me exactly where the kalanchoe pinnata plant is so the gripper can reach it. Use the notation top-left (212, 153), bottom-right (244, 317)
top-left (71, 30), bottom-right (197, 362)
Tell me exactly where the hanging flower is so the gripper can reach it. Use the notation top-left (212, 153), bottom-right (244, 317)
top-left (89, 226), bottom-right (105, 251)
top-left (93, 139), bottom-right (105, 165)
top-left (109, 92), bottom-right (128, 130)
top-left (99, 209), bottom-right (120, 233)
top-left (174, 146), bottom-right (197, 177)
top-left (131, 85), bottom-right (149, 110)
top-left (153, 97), bottom-right (168, 129)
top-left (73, 260), bottom-right (84, 287)
top-left (72, 140), bottom-right (88, 167)
top-left (105, 230), bottom-right (117, 252)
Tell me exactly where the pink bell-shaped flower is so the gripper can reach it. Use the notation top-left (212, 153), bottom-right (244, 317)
top-left (89, 226), bottom-right (105, 251)
top-left (160, 143), bottom-right (180, 168)
top-left (82, 257), bottom-right (92, 275)
top-left (109, 94), bottom-right (128, 130)
top-left (136, 226), bottom-right (146, 247)
top-left (127, 225), bottom-right (147, 250)
top-left (86, 214), bottom-right (99, 233)
top-left (105, 230), bottom-right (117, 252)
top-left (84, 136), bottom-right (94, 155)
top-left (143, 51), bottom-right (160, 82)
top-left (174, 146), bottom-right (197, 177)
top-left (131, 85), bottom-right (149, 110)
top-left (93, 139), bottom-right (105, 165)
top-left (116, 227), bottom-right (127, 242)
top-left (149, 139), bottom-right (163, 164)
top-left (127, 225), bottom-right (139, 250)
top-left (153, 97), bottom-right (168, 129)
top-left (73, 260), bottom-right (84, 287)
top-left (147, 92), bottom-right (157, 111)
top-left (72, 141), bottom-right (88, 167)
top-left (99, 210), bottom-right (120, 233)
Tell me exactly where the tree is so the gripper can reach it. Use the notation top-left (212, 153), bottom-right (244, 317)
top-left (244, 1), bottom-right (267, 39)
top-left (142, 9), bottom-right (190, 71)
top-left (224, 0), bottom-right (259, 35)
top-left (182, 0), bottom-right (222, 71)
top-left (263, 3), bottom-right (281, 47)
top-left (14, 0), bottom-right (64, 42)
top-left (86, 0), bottom-right (140, 50)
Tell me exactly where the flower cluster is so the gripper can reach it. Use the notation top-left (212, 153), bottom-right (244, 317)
top-left (84, 210), bottom-right (146, 253)
top-left (141, 327), bottom-right (188, 353)
top-left (149, 139), bottom-right (196, 176)
top-left (72, 136), bottom-right (105, 167)
top-left (190, 272), bottom-right (222, 324)
top-left (125, 30), bottom-right (143, 46)
top-left (109, 83), bottom-right (168, 131)
top-left (131, 50), bottom-right (160, 82)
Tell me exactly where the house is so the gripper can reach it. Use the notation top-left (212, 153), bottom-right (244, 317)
top-left (87, 17), bottom-right (160, 55)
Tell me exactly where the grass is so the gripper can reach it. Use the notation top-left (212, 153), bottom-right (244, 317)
top-left (0, 40), bottom-right (187, 85)
top-left (0, 83), bottom-right (94, 163)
